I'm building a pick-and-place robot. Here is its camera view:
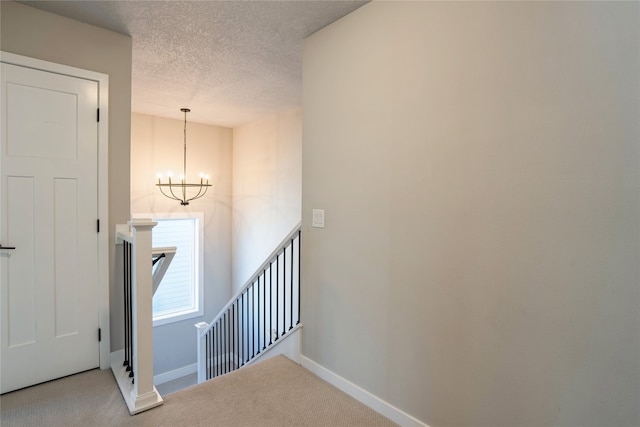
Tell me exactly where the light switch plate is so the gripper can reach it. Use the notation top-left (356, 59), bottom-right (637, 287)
top-left (312, 209), bottom-right (325, 228)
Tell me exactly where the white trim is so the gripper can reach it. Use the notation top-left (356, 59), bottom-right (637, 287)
top-left (154, 363), bottom-right (197, 385)
top-left (300, 356), bottom-right (429, 427)
top-left (134, 212), bottom-right (205, 326)
top-left (1, 51), bottom-right (109, 82)
top-left (246, 324), bottom-right (302, 366)
top-left (0, 51), bottom-right (110, 369)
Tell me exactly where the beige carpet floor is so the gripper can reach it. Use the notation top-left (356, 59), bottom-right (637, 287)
top-left (0, 355), bottom-right (398, 427)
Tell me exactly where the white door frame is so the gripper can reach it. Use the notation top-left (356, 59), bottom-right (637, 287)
top-left (1, 51), bottom-right (110, 369)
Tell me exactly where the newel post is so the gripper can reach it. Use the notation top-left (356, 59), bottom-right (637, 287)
top-left (127, 219), bottom-right (162, 414)
top-left (129, 218), bottom-right (163, 413)
top-left (111, 219), bottom-right (163, 415)
top-left (195, 322), bottom-right (208, 384)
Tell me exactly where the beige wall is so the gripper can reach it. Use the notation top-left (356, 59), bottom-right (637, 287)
top-left (1, 1), bottom-right (132, 351)
top-left (232, 108), bottom-right (302, 292)
top-left (302, 2), bottom-right (639, 426)
top-left (131, 112), bottom-right (232, 374)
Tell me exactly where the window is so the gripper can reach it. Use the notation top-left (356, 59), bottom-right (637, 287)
top-left (137, 213), bottom-right (204, 326)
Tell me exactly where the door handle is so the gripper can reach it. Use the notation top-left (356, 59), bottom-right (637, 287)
top-left (0, 244), bottom-right (16, 250)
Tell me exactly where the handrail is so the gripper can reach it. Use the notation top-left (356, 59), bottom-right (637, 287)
top-left (202, 221), bottom-right (301, 335)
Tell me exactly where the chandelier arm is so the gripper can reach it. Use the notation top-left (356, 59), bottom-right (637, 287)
top-left (197, 184), bottom-right (209, 200)
top-left (167, 178), bottom-right (186, 204)
top-left (184, 182), bottom-right (208, 203)
top-left (170, 186), bottom-right (185, 204)
top-left (193, 180), bottom-right (208, 201)
top-left (198, 185), bottom-right (210, 201)
top-left (157, 184), bottom-right (181, 202)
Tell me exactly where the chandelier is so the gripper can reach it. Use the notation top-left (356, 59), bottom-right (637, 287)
top-left (156, 108), bottom-right (211, 206)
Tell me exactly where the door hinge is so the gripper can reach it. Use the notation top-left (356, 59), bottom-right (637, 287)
top-left (98, 328), bottom-right (102, 342)
top-left (97, 219), bottom-right (100, 233)
top-left (97, 108), bottom-right (100, 122)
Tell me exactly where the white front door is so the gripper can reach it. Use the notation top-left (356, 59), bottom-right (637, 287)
top-left (0, 63), bottom-right (100, 393)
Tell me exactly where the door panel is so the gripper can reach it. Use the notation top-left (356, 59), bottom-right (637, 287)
top-left (1, 63), bottom-right (99, 393)
top-left (7, 82), bottom-right (78, 160)
top-left (54, 178), bottom-right (79, 337)
top-left (6, 176), bottom-right (36, 348)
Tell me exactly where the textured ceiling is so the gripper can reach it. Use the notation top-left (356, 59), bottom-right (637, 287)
top-left (19, 1), bottom-right (367, 127)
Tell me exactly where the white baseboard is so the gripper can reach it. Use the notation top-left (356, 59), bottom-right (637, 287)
top-left (300, 356), bottom-right (428, 427)
top-left (154, 363), bottom-right (197, 385)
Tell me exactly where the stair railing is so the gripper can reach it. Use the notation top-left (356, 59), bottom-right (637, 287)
top-left (112, 219), bottom-right (164, 415)
top-left (196, 222), bottom-right (301, 383)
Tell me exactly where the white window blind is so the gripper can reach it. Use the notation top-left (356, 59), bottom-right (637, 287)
top-left (147, 214), bottom-right (203, 325)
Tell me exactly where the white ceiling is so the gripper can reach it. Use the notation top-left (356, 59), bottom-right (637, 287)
top-left (19, 0), bottom-right (367, 127)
